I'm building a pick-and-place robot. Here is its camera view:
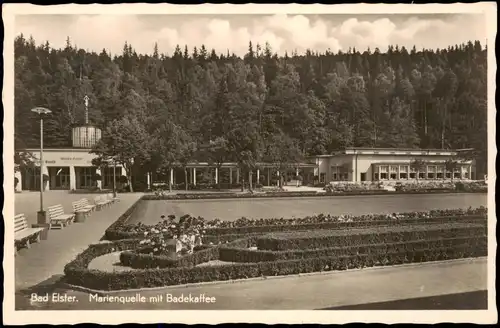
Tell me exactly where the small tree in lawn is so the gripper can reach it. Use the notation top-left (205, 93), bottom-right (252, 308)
top-left (91, 115), bottom-right (151, 192)
top-left (410, 158), bottom-right (427, 182)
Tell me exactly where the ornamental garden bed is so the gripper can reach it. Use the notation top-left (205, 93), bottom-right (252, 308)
top-left (64, 237), bottom-right (486, 291)
top-left (63, 204), bottom-right (488, 291)
top-left (219, 236), bottom-right (487, 263)
top-left (255, 223), bottom-right (485, 251)
top-left (104, 206), bottom-right (487, 241)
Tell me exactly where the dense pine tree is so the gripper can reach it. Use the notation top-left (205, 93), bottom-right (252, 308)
top-left (14, 34), bottom-right (489, 177)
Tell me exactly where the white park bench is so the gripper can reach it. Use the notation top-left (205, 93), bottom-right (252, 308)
top-left (80, 198), bottom-right (96, 212)
top-left (72, 199), bottom-right (93, 216)
top-left (94, 195), bottom-right (111, 210)
top-left (47, 204), bottom-right (75, 229)
top-left (15, 213), bottom-right (44, 254)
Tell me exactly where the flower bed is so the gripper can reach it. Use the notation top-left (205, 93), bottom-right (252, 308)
top-left (256, 223), bottom-right (486, 251)
top-left (120, 244), bottom-right (220, 269)
top-left (120, 237), bottom-right (257, 269)
top-left (104, 206), bottom-right (487, 241)
top-left (64, 238), bottom-right (486, 291)
top-left (219, 236), bottom-right (487, 263)
top-left (392, 180), bottom-right (488, 192)
top-left (325, 182), bottom-right (385, 193)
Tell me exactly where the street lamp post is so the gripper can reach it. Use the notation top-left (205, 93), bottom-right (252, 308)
top-left (31, 107), bottom-right (51, 239)
top-left (113, 158), bottom-right (117, 198)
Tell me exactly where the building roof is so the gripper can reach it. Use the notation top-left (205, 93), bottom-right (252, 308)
top-left (308, 147), bottom-right (470, 158)
top-left (24, 147), bottom-right (93, 152)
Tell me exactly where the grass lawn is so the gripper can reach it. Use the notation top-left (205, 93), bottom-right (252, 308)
top-left (127, 193), bottom-right (487, 224)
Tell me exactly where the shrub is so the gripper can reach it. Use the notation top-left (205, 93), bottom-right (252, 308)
top-left (325, 182), bottom-right (384, 193)
top-left (64, 241), bottom-right (486, 291)
top-left (219, 236), bottom-right (487, 263)
top-left (256, 223), bottom-right (486, 251)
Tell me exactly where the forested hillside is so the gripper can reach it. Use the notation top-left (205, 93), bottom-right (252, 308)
top-left (15, 35), bottom-right (488, 175)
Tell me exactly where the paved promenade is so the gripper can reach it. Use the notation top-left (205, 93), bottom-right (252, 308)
top-left (16, 257), bottom-right (487, 310)
top-left (14, 193), bottom-right (143, 291)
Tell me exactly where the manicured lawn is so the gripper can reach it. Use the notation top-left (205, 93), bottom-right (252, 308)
top-left (127, 193), bottom-right (488, 224)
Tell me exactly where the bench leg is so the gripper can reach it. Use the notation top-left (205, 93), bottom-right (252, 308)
top-left (25, 239), bottom-right (31, 249)
top-left (36, 233), bottom-right (41, 243)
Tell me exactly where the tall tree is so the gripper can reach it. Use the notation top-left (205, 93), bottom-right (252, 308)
top-left (91, 115), bottom-right (151, 192)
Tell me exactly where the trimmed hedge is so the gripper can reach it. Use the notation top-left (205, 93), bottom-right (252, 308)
top-left (102, 198), bottom-right (143, 241)
top-left (104, 209), bottom-right (487, 241)
top-left (256, 223), bottom-right (486, 251)
top-left (219, 236), bottom-right (487, 262)
top-left (64, 240), bottom-right (486, 291)
top-left (203, 215), bottom-right (487, 236)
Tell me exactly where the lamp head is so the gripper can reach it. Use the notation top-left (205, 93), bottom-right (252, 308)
top-left (31, 107), bottom-right (52, 115)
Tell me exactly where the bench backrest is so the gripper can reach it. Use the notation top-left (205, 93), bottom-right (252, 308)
top-left (81, 198), bottom-right (91, 206)
top-left (15, 214), bottom-right (29, 233)
top-left (72, 199), bottom-right (87, 212)
top-left (48, 204), bottom-right (65, 218)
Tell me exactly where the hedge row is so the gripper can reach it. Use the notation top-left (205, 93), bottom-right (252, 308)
top-left (202, 214), bottom-right (487, 236)
top-left (102, 198), bottom-right (143, 241)
top-left (64, 241), bottom-right (486, 291)
top-left (219, 236), bottom-right (487, 263)
top-left (256, 223), bottom-right (486, 251)
top-left (104, 210), bottom-right (487, 241)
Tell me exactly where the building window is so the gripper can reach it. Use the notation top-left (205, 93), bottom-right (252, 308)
top-left (379, 166), bottom-right (388, 180)
top-left (410, 167), bottom-right (417, 179)
top-left (49, 167), bottom-right (70, 190)
top-left (331, 166), bottom-right (341, 181)
top-left (360, 173), bottom-right (366, 181)
top-left (436, 165), bottom-right (444, 179)
top-left (399, 165), bottom-right (408, 179)
top-left (320, 173), bottom-right (326, 183)
top-left (427, 165), bottom-right (436, 179)
top-left (372, 166), bottom-right (379, 181)
top-left (389, 165), bottom-right (398, 180)
top-left (454, 169), bottom-right (461, 179)
top-left (418, 170), bottom-right (426, 179)
top-left (76, 167), bottom-right (96, 189)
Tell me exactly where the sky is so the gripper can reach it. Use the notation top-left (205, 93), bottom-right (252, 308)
top-left (15, 13), bottom-right (487, 56)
